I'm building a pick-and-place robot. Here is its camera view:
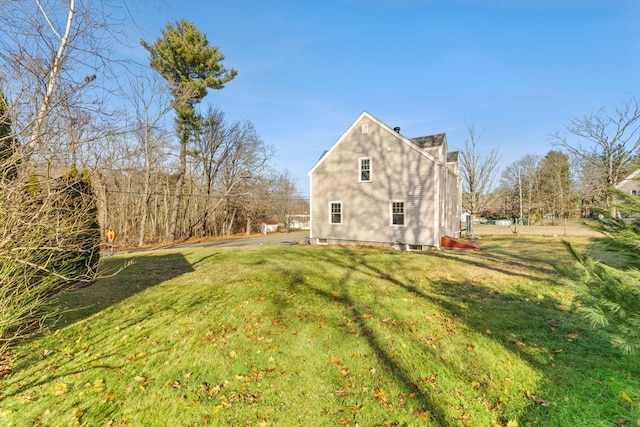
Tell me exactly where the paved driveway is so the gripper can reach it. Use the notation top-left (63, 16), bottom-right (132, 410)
top-left (185, 231), bottom-right (309, 248)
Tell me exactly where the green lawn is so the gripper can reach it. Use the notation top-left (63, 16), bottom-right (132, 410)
top-left (0, 236), bottom-right (638, 426)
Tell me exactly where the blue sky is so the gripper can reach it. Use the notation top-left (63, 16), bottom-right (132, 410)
top-left (128, 0), bottom-right (640, 198)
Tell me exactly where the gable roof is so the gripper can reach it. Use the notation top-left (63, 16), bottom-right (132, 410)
top-left (309, 111), bottom-right (442, 175)
top-left (409, 134), bottom-right (446, 149)
top-left (615, 168), bottom-right (640, 189)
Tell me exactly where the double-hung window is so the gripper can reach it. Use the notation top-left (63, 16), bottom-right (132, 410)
top-left (359, 158), bottom-right (371, 182)
top-left (391, 201), bottom-right (404, 226)
top-left (330, 201), bottom-right (342, 224)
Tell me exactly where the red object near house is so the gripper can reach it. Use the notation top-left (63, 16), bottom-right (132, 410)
top-left (440, 236), bottom-right (481, 250)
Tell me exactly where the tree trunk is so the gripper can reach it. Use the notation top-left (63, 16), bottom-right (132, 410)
top-left (28, 0), bottom-right (75, 157)
top-left (138, 162), bottom-right (151, 247)
top-left (168, 130), bottom-right (187, 242)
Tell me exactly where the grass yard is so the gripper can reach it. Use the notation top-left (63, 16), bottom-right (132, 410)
top-left (0, 236), bottom-right (638, 426)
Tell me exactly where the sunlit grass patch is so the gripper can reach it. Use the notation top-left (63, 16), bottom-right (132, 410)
top-left (0, 236), bottom-right (638, 426)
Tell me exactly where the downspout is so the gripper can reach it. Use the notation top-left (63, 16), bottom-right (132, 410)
top-left (433, 162), bottom-right (440, 248)
top-left (308, 174), bottom-right (313, 240)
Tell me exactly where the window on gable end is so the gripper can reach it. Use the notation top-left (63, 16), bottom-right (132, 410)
top-left (359, 157), bottom-right (371, 182)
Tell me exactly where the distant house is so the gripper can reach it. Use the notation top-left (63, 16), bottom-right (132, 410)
top-left (614, 169), bottom-right (640, 217)
top-left (308, 111), bottom-right (462, 250)
top-left (615, 169), bottom-right (640, 196)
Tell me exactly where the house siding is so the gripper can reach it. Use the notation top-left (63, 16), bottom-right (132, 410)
top-left (310, 114), bottom-right (441, 247)
top-left (616, 170), bottom-right (640, 196)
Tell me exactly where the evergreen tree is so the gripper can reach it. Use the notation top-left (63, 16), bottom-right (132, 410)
top-left (141, 19), bottom-right (237, 241)
top-left (1, 165), bottom-right (100, 354)
top-left (561, 180), bottom-right (640, 354)
top-left (51, 165), bottom-right (101, 288)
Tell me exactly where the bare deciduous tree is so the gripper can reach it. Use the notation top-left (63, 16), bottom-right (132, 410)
top-left (553, 97), bottom-right (640, 213)
top-left (500, 154), bottom-right (540, 223)
top-left (127, 72), bottom-right (173, 246)
top-left (459, 122), bottom-right (501, 216)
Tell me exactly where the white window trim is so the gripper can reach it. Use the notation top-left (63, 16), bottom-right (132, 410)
top-left (361, 123), bottom-right (369, 134)
top-left (390, 200), bottom-right (405, 226)
top-left (359, 157), bottom-right (371, 182)
top-left (329, 201), bottom-right (343, 225)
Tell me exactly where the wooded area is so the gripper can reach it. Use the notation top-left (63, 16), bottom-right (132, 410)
top-left (0, 2), bottom-right (307, 249)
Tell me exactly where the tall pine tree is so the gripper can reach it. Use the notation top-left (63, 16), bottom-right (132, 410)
top-left (141, 20), bottom-right (237, 241)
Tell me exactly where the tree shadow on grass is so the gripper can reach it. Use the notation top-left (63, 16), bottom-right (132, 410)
top-left (0, 251), bottom-right (211, 426)
top-left (271, 244), bottom-right (638, 425)
top-left (270, 248), bottom-right (456, 424)
top-left (54, 251), bottom-right (196, 328)
top-left (429, 276), bottom-right (640, 424)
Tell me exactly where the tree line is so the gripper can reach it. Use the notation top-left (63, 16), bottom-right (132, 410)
top-left (0, 2), bottom-right (304, 353)
top-left (460, 97), bottom-right (640, 222)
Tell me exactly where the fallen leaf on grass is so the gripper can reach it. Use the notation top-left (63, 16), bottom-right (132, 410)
top-left (374, 388), bottom-right (386, 403)
top-left (415, 410), bottom-right (430, 421)
top-left (347, 402), bottom-right (366, 414)
top-left (127, 352), bottom-right (146, 362)
top-left (20, 391), bottom-right (36, 403)
top-left (334, 388), bottom-right (347, 397)
top-left (134, 375), bottom-right (153, 390)
top-left (525, 389), bottom-right (549, 406)
top-left (53, 382), bottom-right (68, 395)
top-left (621, 392), bottom-right (633, 403)
top-left (103, 392), bottom-right (117, 402)
top-left (91, 379), bottom-right (105, 394)
top-left (69, 408), bottom-right (83, 426)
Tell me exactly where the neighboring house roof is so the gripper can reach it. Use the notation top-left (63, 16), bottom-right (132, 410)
top-left (447, 151), bottom-right (459, 163)
top-left (309, 111), bottom-right (442, 175)
top-left (615, 169), bottom-right (640, 189)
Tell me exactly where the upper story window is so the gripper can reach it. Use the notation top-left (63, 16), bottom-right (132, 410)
top-left (391, 201), bottom-right (404, 226)
top-left (359, 157), bottom-right (371, 182)
top-left (330, 201), bottom-right (342, 224)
